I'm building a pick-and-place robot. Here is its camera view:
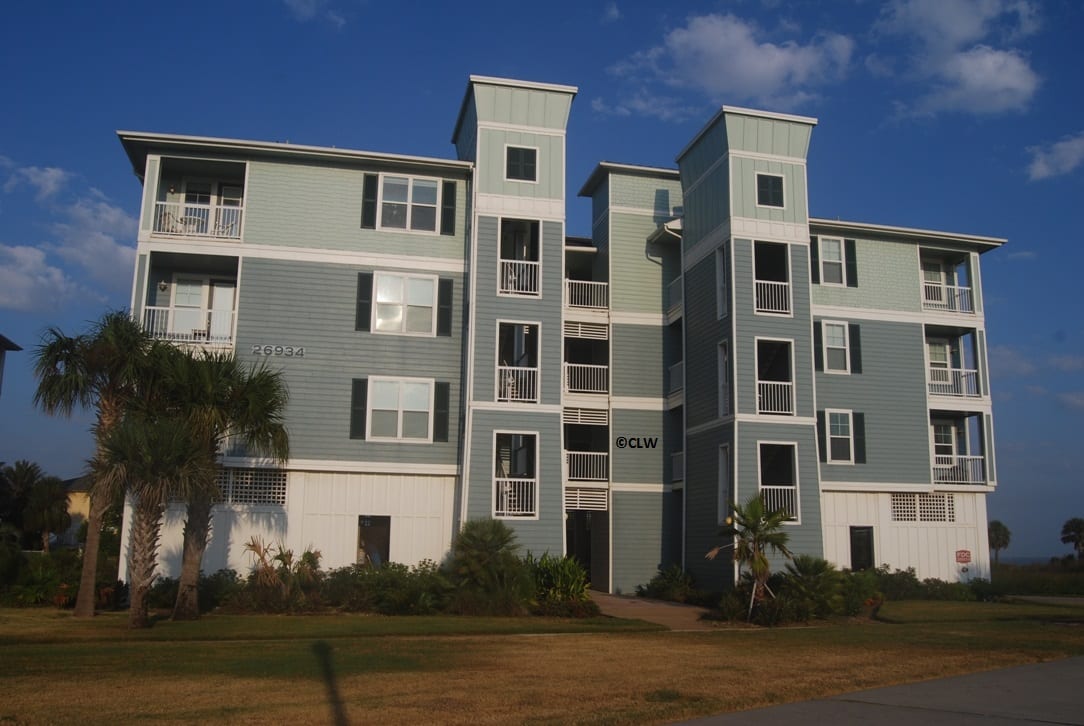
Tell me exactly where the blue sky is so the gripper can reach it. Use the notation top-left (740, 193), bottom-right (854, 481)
top-left (1, 0), bottom-right (1081, 558)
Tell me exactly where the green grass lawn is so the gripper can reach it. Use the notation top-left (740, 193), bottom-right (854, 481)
top-left (3, 599), bottom-right (1083, 725)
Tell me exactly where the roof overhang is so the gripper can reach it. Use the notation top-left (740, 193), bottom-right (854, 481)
top-left (809, 217), bottom-right (1006, 251)
top-left (578, 161), bottom-right (680, 198)
top-left (452, 75), bottom-right (578, 145)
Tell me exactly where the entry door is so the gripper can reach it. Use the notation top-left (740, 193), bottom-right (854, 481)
top-left (172, 278), bottom-right (205, 337)
top-left (927, 339), bottom-right (951, 390)
top-left (208, 281), bottom-right (236, 342)
top-left (849, 526), bottom-right (874, 571)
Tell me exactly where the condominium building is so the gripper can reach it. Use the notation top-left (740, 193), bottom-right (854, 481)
top-left (118, 76), bottom-right (1001, 590)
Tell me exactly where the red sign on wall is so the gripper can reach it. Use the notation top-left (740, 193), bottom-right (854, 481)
top-left (955, 549), bottom-right (972, 564)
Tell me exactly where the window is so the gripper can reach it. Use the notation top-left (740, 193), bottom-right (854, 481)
top-left (378, 175), bottom-right (439, 232)
top-left (717, 446), bottom-right (731, 526)
top-left (718, 341), bottom-right (730, 416)
top-left (756, 173), bottom-right (784, 208)
top-left (823, 322), bottom-right (849, 373)
top-left (716, 245), bottom-right (729, 318)
top-left (756, 339), bottom-right (793, 415)
top-left (368, 377), bottom-right (434, 441)
top-left (373, 272), bottom-right (436, 335)
top-left (827, 410), bottom-right (853, 463)
top-left (506, 146), bottom-right (537, 182)
top-left (820, 237), bottom-right (844, 285)
top-left (758, 442), bottom-right (798, 521)
top-left (494, 432), bottom-right (538, 518)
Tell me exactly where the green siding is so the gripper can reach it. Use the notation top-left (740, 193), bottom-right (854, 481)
top-left (729, 157), bottom-right (808, 224)
top-left (681, 163), bottom-right (729, 253)
top-left (724, 114), bottom-right (812, 158)
top-left (608, 174), bottom-right (681, 216)
top-left (811, 237), bottom-right (922, 312)
top-left (610, 408), bottom-right (666, 483)
top-left (678, 117), bottom-right (728, 187)
top-left (471, 84), bottom-right (573, 131)
top-left (683, 424), bottom-right (736, 589)
top-left (609, 211), bottom-right (669, 314)
top-left (477, 128), bottom-right (564, 199)
top-left (612, 490), bottom-right (665, 593)
top-left (141, 157), bottom-right (158, 233)
top-left (611, 323), bottom-right (665, 398)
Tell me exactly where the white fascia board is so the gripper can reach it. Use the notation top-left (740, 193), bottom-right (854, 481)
top-left (809, 217), bottom-right (1006, 249)
top-left (578, 161), bottom-right (680, 198)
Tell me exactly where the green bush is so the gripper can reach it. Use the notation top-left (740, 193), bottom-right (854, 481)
top-left (781, 555), bottom-right (843, 621)
top-left (840, 569), bottom-right (880, 616)
top-left (233, 539), bottom-right (323, 613)
top-left (871, 566), bottom-right (923, 600)
top-left (636, 565), bottom-right (702, 604)
top-left (447, 519), bottom-right (533, 615)
top-left (526, 552), bottom-right (590, 603)
top-left (322, 560), bottom-right (451, 615)
top-left (3, 550), bottom-right (81, 606)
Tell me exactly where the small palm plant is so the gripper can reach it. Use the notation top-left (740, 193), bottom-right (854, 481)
top-left (707, 494), bottom-right (793, 621)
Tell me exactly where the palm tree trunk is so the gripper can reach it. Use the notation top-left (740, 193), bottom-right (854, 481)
top-left (128, 495), bottom-right (164, 629)
top-left (172, 494), bottom-right (212, 620)
top-left (73, 495), bottom-right (107, 618)
top-left (41, 530), bottom-right (50, 554)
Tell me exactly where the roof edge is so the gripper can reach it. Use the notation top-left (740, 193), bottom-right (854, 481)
top-left (809, 217), bottom-right (1006, 248)
top-left (578, 161), bottom-right (680, 197)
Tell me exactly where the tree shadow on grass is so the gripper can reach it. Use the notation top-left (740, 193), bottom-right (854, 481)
top-left (312, 640), bottom-right (348, 726)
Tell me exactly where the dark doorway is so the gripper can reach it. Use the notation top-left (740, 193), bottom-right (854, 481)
top-left (358, 515), bottom-right (391, 567)
top-left (849, 526), bottom-right (874, 571)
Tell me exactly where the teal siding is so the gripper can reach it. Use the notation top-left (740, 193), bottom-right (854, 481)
top-left (612, 490), bottom-right (665, 594)
top-left (730, 157), bottom-right (808, 224)
top-left (810, 236), bottom-right (922, 312)
top-left (471, 84), bottom-right (573, 131)
top-left (683, 254), bottom-right (726, 428)
top-left (610, 408), bottom-right (665, 483)
top-left (724, 114), bottom-right (812, 158)
top-left (683, 424), bottom-right (736, 590)
top-left (677, 117), bottom-right (728, 188)
top-left (681, 163), bottom-right (729, 254)
top-left (608, 174), bottom-right (681, 216)
top-left (477, 128), bottom-right (564, 199)
top-left (611, 323), bottom-right (665, 398)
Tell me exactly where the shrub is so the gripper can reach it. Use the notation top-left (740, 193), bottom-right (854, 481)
top-left (526, 552), bottom-right (590, 603)
top-left (871, 565), bottom-right (923, 600)
top-left (781, 555), bottom-right (843, 621)
top-left (235, 537), bottom-right (323, 613)
top-left (636, 565), bottom-right (701, 603)
top-left (322, 560), bottom-right (451, 615)
top-left (840, 569), bottom-right (880, 616)
top-left (447, 519), bottom-right (533, 616)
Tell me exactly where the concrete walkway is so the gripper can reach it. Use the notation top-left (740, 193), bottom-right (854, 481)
top-left (591, 592), bottom-right (715, 631)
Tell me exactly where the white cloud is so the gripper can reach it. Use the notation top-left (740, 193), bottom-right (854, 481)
top-left (591, 91), bottom-right (704, 123)
top-left (879, 0), bottom-right (1039, 52)
top-left (913, 46), bottom-right (1038, 115)
top-left (990, 344), bottom-right (1036, 377)
top-left (603, 2), bottom-right (621, 23)
top-left (0, 244), bottom-right (85, 312)
top-left (47, 196), bottom-right (137, 293)
top-left (1049, 355), bottom-right (1084, 372)
top-left (282, 0), bottom-right (345, 26)
top-left (1027, 131), bottom-right (1084, 181)
top-left (607, 13), bottom-right (849, 113)
top-left (1005, 249), bottom-right (1037, 260)
top-left (1057, 392), bottom-right (1084, 411)
top-left (3, 165), bottom-right (73, 201)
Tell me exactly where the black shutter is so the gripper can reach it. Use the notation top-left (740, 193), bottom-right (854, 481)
top-left (816, 410), bottom-right (827, 462)
top-left (361, 174), bottom-right (378, 229)
top-left (437, 279), bottom-right (453, 336)
top-left (810, 235), bottom-right (820, 284)
top-left (845, 239), bottom-right (858, 287)
top-left (350, 379), bottom-right (367, 439)
top-left (355, 272), bottom-right (373, 331)
top-left (849, 323), bottom-right (862, 374)
top-left (853, 412), bottom-right (866, 463)
top-left (813, 321), bottom-right (823, 372)
top-left (440, 180), bottom-right (456, 236)
top-left (433, 382), bottom-right (450, 442)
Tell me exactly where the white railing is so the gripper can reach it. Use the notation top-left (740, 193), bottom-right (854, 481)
top-left (565, 280), bottom-right (608, 309)
top-left (760, 485), bottom-right (798, 520)
top-left (494, 478), bottom-right (536, 517)
top-left (499, 259), bottom-right (540, 295)
top-left (757, 381), bottom-right (793, 415)
top-left (142, 306), bottom-right (235, 345)
top-left (923, 283), bottom-right (974, 314)
top-left (564, 363), bottom-right (608, 394)
top-left (671, 451), bottom-right (684, 482)
top-left (933, 455), bottom-right (985, 484)
top-left (755, 280), bottom-right (790, 314)
top-left (565, 451), bottom-right (608, 482)
top-left (928, 367), bottom-right (980, 397)
top-left (496, 366), bottom-right (538, 403)
top-left (668, 361), bottom-right (684, 394)
top-left (667, 277), bottom-right (683, 314)
top-left (153, 201), bottom-right (243, 239)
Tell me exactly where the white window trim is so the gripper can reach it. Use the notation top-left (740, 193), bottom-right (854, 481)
top-left (717, 341), bottom-right (730, 418)
top-left (718, 444), bottom-right (731, 526)
top-left (492, 429), bottom-right (540, 520)
top-left (496, 216), bottom-right (543, 299)
top-left (504, 144), bottom-right (540, 185)
top-left (822, 320), bottom-right (851, 375)
top-left (754, 336), bottom-right (796, 416)
top-left (825, 409), bottom-right (855, 465)
top-left (375, 173), bottom-right (442, 236)
top-left (819, 236), bottom-right (846, 287)
top-left (371, 271), bottom-right (440, 337)
top-left (365, 375), bottom-right (436, 444)
top-left (716, 245), bottom-right (729, 319)
top-left (752, 241), bottom-right (793, 319)
top-left (493, 318), bottom-right (542, 403)
top-left (756, 440), bottom-right (801, 525)
top-left (755, 172), bottom-right (785, 210)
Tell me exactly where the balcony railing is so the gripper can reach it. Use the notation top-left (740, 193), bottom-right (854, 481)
top-left (928, 366), bottom-right (980, 397)
top-left (497, 366), bottom-right (539, 403)
top-left (565, 451), bottom-right (608, 482)
top-left (933, 455), bottom-right (986, 484)
top-left (142, 306), bottom-right (235, 345)
top-left (671, 451), bottom-right (684, 482)
top-left (755, 280), bottom-right (790, 314)
top-left (564, 363), bottom-right (608, 394)
top-left (565, 280), bottom-right (608, 309)
top-left (667, 277), bottom-right (683, 315)
top-left (668, 361), bottom-right (684, 394)
top-left (499, 259), bottom-right (540, 296)
top-left (494, 477), bottom-right (537, 517)
top-left (923, 283), bottom-right (974, 314)
top-left (757, 381), bottom-right (794, 415)
top-left (153, 201), bottom-right (243, 240)
top-left (760, 485), bottom-right (798, 520)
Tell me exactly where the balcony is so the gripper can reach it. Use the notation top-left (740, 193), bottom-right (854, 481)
top-left (499, 259), bottom-right (540, 296)
top-left (757, 381), bottom-right (794, 415)
top-left (668, 361), bottom-right (684, 394)
top-left (565, 280), bottom-right (608, 309)
top-left (760, 485), bottom-right (798, 520)
top-left (142, 306), bottom-right (234, 346)
top-left (153, 201), bottom-right (243, 240)
top-left (494, 478), bottom-right (536, 517)
top-left (923, 283), bottom-right (974, 314)
top-left (667, 277), bottom-right (683, 316)
top-left (564, 451), bottom-right (608, 482)
top-left (928, 366), bottom-right (980, 397)
top-left (564, 363), bottom-right (608, 394)
top-left (755, 280), bottom-right (790, 314)
top-left (671, 451), bottom-right (684, 482)
top-left (933, 455), bottom-right (986, 484)
top-left (497, 366), bottom-right (538, 403)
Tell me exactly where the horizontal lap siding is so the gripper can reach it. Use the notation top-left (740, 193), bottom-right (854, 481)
top-left (612, 491), bottom-right (665, 594)
top-left (609, 211), bottom-right (669, 315)
top-left (611, 323), bottom-right (665, 398)
top-left (609, 174), bottom-right (682, 217)
top-left (684, 255), bottom-right (725, 428)
top-left (684, 424), bottom-right (735, 590)
top-left (610, 409), bottom-right (665, 483)
top-left (236, 257), bottom-right (463, 464)
top-left (811, 237), bottom-right (921, 312)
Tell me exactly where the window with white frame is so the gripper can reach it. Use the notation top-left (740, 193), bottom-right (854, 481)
top-left (820, 237), bottom-right (845, 285)
top-left (494, 432), bottom-right (537, 517)
top-left (367, 377), bottom-right (434, 441)
top-left (827, 410), bottom-right (854, 463)
top-left (372, 272), bottom-right (437, 335)
top-left (505, 146), bottom-right (537, 182)
top-left (718, 341), bottom-right (731, 416)
top-left (716, 245), bottom-right (729, 318)
top-left (758, 442), bottom-right (798, 521)
top-left (717, 445), bottom-right (731, 526)
top-left (379, 175), bottom-right (439, 232)
top-left (756, 173), bottom-right (784, 208)
top-left (823, 322), bottom-right (850, 373)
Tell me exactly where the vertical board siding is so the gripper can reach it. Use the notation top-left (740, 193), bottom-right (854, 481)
top-left (729, 157), bottom-right (808, 224)
top-left (477, 129), bottom-right (564, 199)
top-left (724, 114), bottom-right (813, 158)
top-left (612, 490), bottom-right (665, 594)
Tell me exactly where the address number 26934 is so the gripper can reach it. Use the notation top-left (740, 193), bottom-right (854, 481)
top-left (251, 345), bottom-right (305, 357)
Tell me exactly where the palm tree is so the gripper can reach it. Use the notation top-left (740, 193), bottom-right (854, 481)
top-left (163, 351), bottom-right (289, 620)
top-left (1061, 518), bottom-right (1084, 560)
top-left (23, 476), bottom-right (71, 553)
top-left (33, 310), bottom-right (155, 617)
top-left (706, 494), bottom-right (793, 620)
top-left (988, 520), bottom-right (1011, 565)
top-left (93, 413), bottom-right (212, 628)
top-left (1, 460), bottom-right (43, 544)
